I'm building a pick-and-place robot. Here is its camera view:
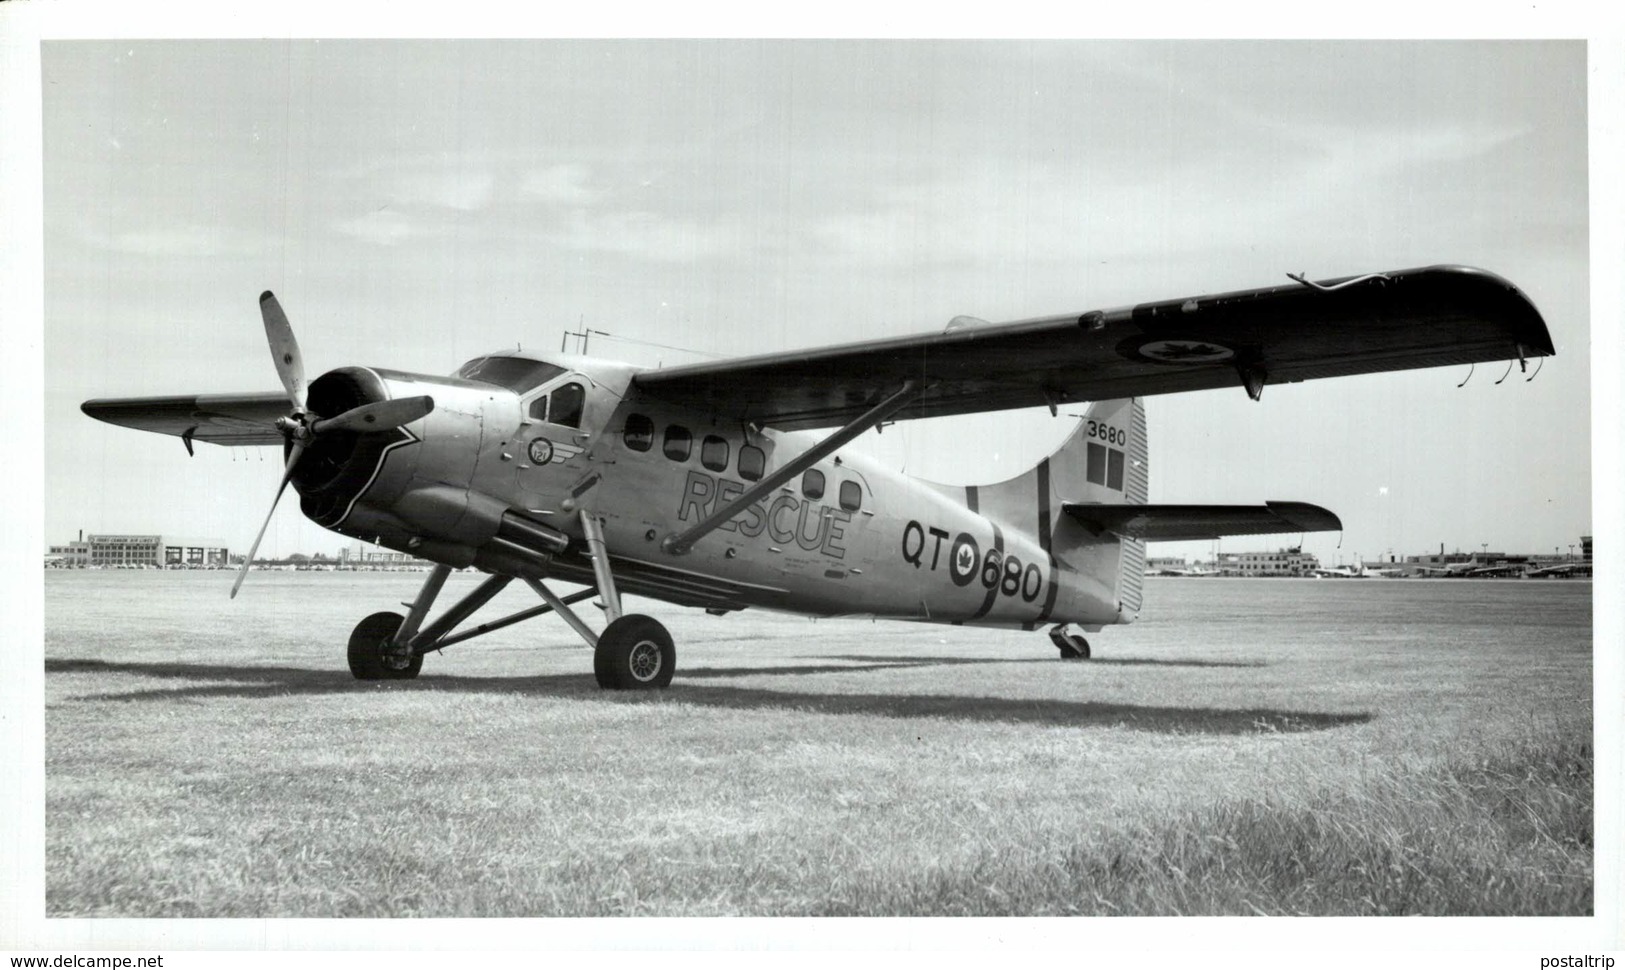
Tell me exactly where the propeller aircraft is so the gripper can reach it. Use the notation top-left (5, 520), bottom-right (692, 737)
top-left (1310, 558), bottom-right (1400, 579)
top-left (82, 265), bottom-right (1553, 688)
top-left (1525, 561), bottom-right (1591, 578)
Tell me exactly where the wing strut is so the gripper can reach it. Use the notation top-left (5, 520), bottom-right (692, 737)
top-left (661, 380), bottom-right (924, 555)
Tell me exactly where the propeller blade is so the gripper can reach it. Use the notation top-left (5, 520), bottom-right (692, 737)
top-left (259, 291), bottom-right (307, 413)
top-left (230, 439), bottom-right (305, 600)
top-left (310, 395), bottom-right (435, 435)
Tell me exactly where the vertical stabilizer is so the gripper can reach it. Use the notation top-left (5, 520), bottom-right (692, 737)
top-left (968, 398), bottom-right (1148, 621)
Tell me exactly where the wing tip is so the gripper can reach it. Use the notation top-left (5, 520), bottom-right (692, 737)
top-left (1265, 500), bottom-right (1343, 533)
top-left (1413, 264), bottom-right (1555, 356)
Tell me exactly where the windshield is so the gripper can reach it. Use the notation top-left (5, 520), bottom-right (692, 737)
top-left (454, 357), bottom-right (567, 393)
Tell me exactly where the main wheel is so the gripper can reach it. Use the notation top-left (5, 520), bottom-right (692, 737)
top-left (593, 614), bottom-right (675, 690)
top-left (348, 611), bottom-right (423, 680)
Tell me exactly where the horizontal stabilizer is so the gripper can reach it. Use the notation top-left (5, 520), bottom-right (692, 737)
top-left (1063, 501), bottom-right (1341, 542)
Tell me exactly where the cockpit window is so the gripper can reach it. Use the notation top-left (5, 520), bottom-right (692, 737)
top-left (454, 357), bottom-right (567, 392)
top-left (548, 383), bottom-right (585, 428)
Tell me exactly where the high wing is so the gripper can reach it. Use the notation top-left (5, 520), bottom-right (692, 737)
top-left (632, 265), bottom-right (1553, 430)
top-left (80, 393), bottom-right (290, 448)
top-left (1064, 501), bottom-right (1341, 542)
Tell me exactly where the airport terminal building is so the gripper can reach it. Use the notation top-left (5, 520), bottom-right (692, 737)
top-left (46, 533), bottom-right (230, 568)
top-left (1214, 547), bottom-right (1321, 577)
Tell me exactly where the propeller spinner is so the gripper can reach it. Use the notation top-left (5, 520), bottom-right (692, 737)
top-left (231, 293), bottom-right (434, 598)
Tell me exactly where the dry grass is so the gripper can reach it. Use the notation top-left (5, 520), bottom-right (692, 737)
top-left (43, 572), bottom-right (1592, 916)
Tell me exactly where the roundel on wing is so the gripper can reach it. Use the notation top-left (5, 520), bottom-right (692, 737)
top-left (1135, 339), bottom-right (1237, 364)
top-left (528, 437), bottom-right (555, 465)
top-left (948, 533), bottom-right (980, 587)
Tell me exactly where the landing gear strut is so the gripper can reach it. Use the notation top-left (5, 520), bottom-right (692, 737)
top-left (578, 512), bottom-right (674, 690)
top-left (345, 512), bottom-right (677, 690)
top-left (1048, 624), bottom-right (1092, 660)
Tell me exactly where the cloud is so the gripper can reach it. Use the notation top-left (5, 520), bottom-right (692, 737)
top-left (330, 157), bottom-right (495, 212)
top-left (520, 163), bottom-right (601, 206)
top-left (542, 208), bottom-right (746, 263)
top-left (393, 168), bottom-right (495, 212)
top-left (1296, 121), bottom-right (1526, 181)
top-left (330, 209), bottom-right (430, 247)
top-left (83, 224), bottom-right (252, 258)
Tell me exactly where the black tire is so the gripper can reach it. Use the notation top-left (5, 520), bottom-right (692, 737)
top-left (348, 611), bottom-right (423, 680)
top-left (593, 614), bottom-right (675, 690)
top-left (1058, 636), bottom-right (1092, 660)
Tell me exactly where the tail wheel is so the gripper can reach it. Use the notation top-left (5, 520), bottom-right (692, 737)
top-left (348, 610), bottom-right (423, 680)
top-left (594, 614), bottom-right (675, 690)
top-left (1049, 625), bottom-right (1092, 660)
top-left (1058, 637), bottom-right (1092, 660)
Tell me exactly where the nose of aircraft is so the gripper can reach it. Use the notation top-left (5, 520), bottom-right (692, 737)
top-left (232, 293), bottom-right (435, 597)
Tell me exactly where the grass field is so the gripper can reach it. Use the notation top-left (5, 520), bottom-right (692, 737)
top-left (43, 571), bottom-right (1592, 916)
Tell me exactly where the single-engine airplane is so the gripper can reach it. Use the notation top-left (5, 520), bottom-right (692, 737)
top-left (82, 265), bottom-right (1552, 688)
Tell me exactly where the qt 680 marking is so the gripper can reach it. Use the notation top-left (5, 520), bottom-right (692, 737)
top-left (901, 519), bottom-right (1043, 603)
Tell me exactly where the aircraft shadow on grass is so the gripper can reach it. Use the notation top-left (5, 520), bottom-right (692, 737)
top-left (816, 654), bottom-right (1267, 669)
top-left (49, 656), bottom-right (1364, 735)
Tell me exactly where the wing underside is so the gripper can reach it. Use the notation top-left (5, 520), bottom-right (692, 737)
top-left (1064, 501), bottom-right (1342, 542)
top-left (631, 265), bottom-right (1553, 430)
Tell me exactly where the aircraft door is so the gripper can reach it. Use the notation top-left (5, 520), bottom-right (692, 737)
top-left (513, 375), bottom-right (596, 510)
top-left (822, 465), bottom-right (877, 574)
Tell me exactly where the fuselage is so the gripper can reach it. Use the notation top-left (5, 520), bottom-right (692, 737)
top-left (295, 350), bottom-right (1125, 630)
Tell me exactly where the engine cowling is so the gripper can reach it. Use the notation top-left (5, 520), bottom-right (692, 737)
top-left (293, 366), bottom-right (569, 575)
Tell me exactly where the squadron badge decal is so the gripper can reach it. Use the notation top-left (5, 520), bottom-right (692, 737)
top-left (527, 437), bottom-right (586, 466)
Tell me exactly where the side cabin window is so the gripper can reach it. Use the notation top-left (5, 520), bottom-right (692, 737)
top-left (738, 444), bottom-right (765, 482)
top-left (802, 469), bottom-right (825, 501)
top-left (663, 425), bottom-right (692, 462)
top-left (701, 435), bottom-right (729, 472)
top-left (623, 413), bottom-right (653, 452)
top-left (548, 382), bottom-right (585, 429)
top-left (527, 396), bottom-right (549, 422)
top-left (839, 480), bottom-right (862, 512)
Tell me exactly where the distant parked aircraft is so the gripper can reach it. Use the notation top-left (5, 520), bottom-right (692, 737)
top-left (1311, 558), bottom-right (1400, 579)
top-left (1523, 562), bottom-right (1591, 578)
top-left (1151, 564), bottom-right (1219, 577)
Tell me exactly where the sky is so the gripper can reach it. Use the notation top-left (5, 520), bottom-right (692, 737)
top-left (35, 38), bottom-right (1591, 565)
